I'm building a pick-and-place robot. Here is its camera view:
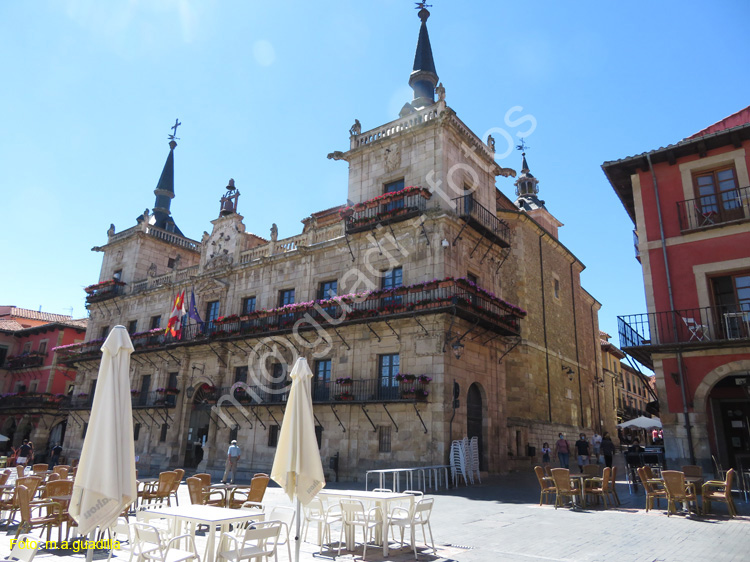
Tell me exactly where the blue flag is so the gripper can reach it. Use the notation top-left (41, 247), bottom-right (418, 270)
top-left (188, 290), bottom-right (203, 325)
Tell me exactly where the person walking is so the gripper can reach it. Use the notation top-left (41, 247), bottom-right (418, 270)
top-left (575, 433), bottom-right (590, 472)
top-left (592, 432), bottom-right (603, 463)
top-left (16, 439), bottom-right (32, 468)
top-left (541, 442), bottom-right (552, 468)
top-left (554, 433), bottom-right (570, 469)
top-left (222, 439), bottom-right (241, 484)
top-left (601, 432), bottom-right (616, 468)
top-left (49, 443), bottom-right (63, 469)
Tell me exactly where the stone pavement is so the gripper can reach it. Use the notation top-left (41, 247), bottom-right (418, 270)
top-left (1, 467), bottom-right (748, 562)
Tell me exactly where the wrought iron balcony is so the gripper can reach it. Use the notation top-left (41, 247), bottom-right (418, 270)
top-left (200, 377), bottom-right (432, 407)
top-left (676, 186), bottom-right (750, 232)
top-left (85, 280), bottom-right (126, 304)
top-left (343, 187), bottom-right (431, 234)
top-left (452, 195), bottom-right (511, 248)
top-left (4, 352), bottom-right (46, 370)
top-left (0, 392), bottom-right (65, 409)
top-left (618, 304), bottom-right (750, 368)
top-left (58, 279), bottom-right (525, 365)
top-left (62, 390), bottom-right (178, 410)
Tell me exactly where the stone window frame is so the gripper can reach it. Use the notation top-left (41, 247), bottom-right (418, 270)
top-left (37, 339), bottom-right (48, 354)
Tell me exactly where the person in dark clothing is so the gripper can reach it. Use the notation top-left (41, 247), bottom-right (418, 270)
top-left (575, 433), bottom-right (590, 471)
top-left (17, 440), bottom-right (32, 467)
top-left (600, 432), bottom-right (616, 468)
top-left (626, 438), bottom-right (645, 491)
top-left (49, 443), bottom-right (63, 469)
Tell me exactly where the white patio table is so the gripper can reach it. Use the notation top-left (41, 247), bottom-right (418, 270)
top-left (317, 489), bottom-right (414, 556)
top-left (143, 504), bottom-right (260, 562)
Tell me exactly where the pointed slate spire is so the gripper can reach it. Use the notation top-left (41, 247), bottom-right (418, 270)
top-left (409, 7), bottom-right (439, 110)
top-left (138, 138), bottom-right (183, 235)
top-left (515, 152), bottom-right (543, 209)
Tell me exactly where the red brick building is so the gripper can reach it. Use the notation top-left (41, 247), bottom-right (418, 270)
top-left (603, 107), bottom-right (750, 472)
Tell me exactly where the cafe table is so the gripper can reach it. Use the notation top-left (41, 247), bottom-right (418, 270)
top-left (142, 504), bottom-right (260, 562)
top-left (567, 474), bottom-right (589, 508)
top-left (317, 489), bottom-right (415, 556)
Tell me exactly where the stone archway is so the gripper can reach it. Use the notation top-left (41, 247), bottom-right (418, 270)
top-left (467, 383), bottom-right (487, 471)
top-left (183, 382), bottom-right (215, 468)
top-left (693, 359), bottom-right (750, 469)
top-left (693, 359), bottom-right (750, 414)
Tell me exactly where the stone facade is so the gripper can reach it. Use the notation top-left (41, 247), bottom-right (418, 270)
top-left (60, 13), bottom-right (605, 480)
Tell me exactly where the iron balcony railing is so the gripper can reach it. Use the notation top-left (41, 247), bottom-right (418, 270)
top-left (197, 377), bottom-right (432, 406)
top-left (63, 390), bottom-right (178, 410)
top-left (59, 280), bottom-right (524, 364)
top-left (0, 392), bottom-right (65, 409)
top-left (344, 190), bottom-right (430, 234)
top-left (618, 304), bottom-right (750, 368)
top-left (85, 281), bottom-right (126, 304)
top-left (4, 352), bottom-right (46, 370)
top-left (676, 186), bottom-right (750, 231)
top-left (452, 195), bottom-right (511, 248)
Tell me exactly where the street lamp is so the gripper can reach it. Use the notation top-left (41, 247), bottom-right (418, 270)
top-left (451, 341), bottom-right (464, 359)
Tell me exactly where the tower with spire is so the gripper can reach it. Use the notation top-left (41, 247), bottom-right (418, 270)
top-left (91, 125), bottom-right (201, 289)
top-left (513, 151), bottom-right (563, 238)
top-left (335, 4), bottom-right (515, 216)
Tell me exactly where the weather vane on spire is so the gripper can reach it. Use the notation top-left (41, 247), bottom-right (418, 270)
top-left (168, 118), bottom-right (181, 141)
top-left (516, 138), bottom-right (530, 154)
top-left (415, 1), bottom-right (432, 9)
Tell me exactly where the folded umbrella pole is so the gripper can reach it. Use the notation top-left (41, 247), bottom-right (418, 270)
top-left (68, 326), bottom-right (138, 562)
top-left (271, 358), bottom-right (326, 562)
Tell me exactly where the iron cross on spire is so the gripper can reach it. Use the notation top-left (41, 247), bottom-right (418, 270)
top-left (516, 138), bottom-right (530, 153)
top-left (168, 118), bottom-right (181, 140)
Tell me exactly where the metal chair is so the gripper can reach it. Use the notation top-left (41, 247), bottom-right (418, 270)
top-left (338, 499), bottom-right (382, 560)
top-left (132, 522), bottom-right (199, 562)
top-left (302, 497), bottom-right (341, 554)
top-left (388, 497), bottom-right (436, 560)
top-left (216, 520), bottom-right (282, 562)
top-left (682, 316), bottom-right (709, 341)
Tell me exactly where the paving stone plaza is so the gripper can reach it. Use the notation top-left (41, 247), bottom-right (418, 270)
top-left (2, 458), bottom-right (747, 562)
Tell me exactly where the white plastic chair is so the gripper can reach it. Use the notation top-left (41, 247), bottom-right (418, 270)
top-left (267, 506), bottom-right (295, 561)
top-left (7, 534), bottom-right (42, 562)
top-left (136, 509), bottom-right (174, 539)
top-left (302, 497), bottom-right (341, 554)
top-left (682, 317), bottom-right (709, 341)
top-left (132, 522), bottom-right (200, 562)
top-left (338, 499), bottom-right (382, 561)
top-left (106, 517), bottom-right (134, 562)
top-left (217, 520), bottom-right (282, 562)
top-left (470, 437), bottom-right (482, 484)
top-left (388, 498), bottom-right (436, 559)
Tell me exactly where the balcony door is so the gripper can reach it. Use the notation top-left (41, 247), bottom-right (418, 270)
top-left (694, 167), bottom-right (743, 223)
top-left (711, 271), bottom-right (750, 339)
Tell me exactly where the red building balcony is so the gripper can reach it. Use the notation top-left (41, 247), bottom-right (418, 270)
top-left (4, 352), bottom-right (46, 370)
top-left (676, 186), bottom-right (750, 232)
top-left (618, 305), bottom-right (750, 368)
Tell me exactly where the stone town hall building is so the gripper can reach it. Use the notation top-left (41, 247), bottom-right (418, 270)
top-left (58, 9), bottom-right (612, 479)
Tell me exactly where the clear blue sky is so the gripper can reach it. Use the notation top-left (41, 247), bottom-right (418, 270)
top-left (2, 1), bottom-right (749, 356)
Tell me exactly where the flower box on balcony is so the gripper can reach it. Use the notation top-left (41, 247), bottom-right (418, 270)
top-left (336, 377), bottom-right (353, 385)
top-left (417, 375), bottom-right (432, 384)
top-left (335, 393), bottom-right (354, 401)
top-left (396, 373), bottom-right (416, 382)
top-left (416, 389), bottom-right (429, 400)
top-left (401, 392), bottom-right (416, 400)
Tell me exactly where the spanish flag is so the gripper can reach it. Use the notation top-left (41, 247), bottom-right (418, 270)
top-left (165, 290), bottom-right (186, 338)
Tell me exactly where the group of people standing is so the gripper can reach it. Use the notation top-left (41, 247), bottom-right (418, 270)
top-left (542, 432), bottom-right (618, 471)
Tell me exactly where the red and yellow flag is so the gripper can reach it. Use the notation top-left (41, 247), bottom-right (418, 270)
top-left (165, 290), bottom-right (186, 338)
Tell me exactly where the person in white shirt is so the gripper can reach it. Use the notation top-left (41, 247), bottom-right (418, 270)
top-left (592, 432), bottom-right (603, 462)
top-left (222, 440), bottom-right (241, 483)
